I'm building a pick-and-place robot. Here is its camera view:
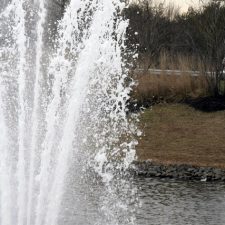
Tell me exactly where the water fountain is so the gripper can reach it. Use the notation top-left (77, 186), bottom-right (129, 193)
top-left (0, 0), bottom-right (138, 224)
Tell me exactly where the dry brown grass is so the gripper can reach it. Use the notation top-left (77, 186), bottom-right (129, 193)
top-left (137, 104), bottom-right (225, 168)
top-left (137, 51), bottom-right (207, 71)
top-left (158, 51), bottom-right (205, 71)
top-left (133, 73), bottom-right (209, 104)
top-left (132, 52), bottom-right (211, 104)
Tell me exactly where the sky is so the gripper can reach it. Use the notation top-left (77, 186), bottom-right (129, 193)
top-left (131, 0), bottom-right (210, 13)
top-left (164, 0), bottom-right (206, 12)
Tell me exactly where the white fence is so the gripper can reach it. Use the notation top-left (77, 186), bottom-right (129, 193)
top-left (135, 68), bottom-right (219, 77)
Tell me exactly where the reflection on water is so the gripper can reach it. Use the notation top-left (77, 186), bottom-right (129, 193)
top-left (60, 173), bottom-right (225, 225)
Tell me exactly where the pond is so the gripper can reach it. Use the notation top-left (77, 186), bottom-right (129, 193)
top-left (59, 172), bottom-right (225, 225)
top-left (135, 177), bottom-right (225, 225)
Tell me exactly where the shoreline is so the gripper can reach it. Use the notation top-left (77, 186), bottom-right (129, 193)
top-left (132, 161), bottom-right (225, 182)
top-left (134, 103), bottom-right (225, 182)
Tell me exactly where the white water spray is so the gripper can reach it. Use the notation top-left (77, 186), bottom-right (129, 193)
top-left (0, 82), bottom-right (12, 225)
top-left (13, 1), bottom-right (27, 224)
top-left (0, 0), bottom-right (138, 224)
top-left (26, 1), bottom-right (47, 224)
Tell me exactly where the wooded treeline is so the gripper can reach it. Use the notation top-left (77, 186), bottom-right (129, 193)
top-left (50, 0), bottom-right (225, 96)
top-left (125, 0), bottom-right (225, 95)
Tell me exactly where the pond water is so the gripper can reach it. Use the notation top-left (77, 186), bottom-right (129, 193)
top-left (135, 177), bottom-right (225, 225)
top-left (60, 173), bottom-right (225, 225)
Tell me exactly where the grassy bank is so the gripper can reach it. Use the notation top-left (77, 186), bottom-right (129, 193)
top-left (131, 53), bottom-right (212, 107)
top-left (137, 104), bottom-right (225, 169)
top-left (133, 73), bottom-right (209, 105)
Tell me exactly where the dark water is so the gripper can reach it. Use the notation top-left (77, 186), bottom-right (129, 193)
top-left (135, 177), bottom-right (225, 225)
top-left (60, 169), bottom-right (225, 225)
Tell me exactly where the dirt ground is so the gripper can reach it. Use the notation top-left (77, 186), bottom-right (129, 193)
top-left (137, 103), bottom-right (225, 168)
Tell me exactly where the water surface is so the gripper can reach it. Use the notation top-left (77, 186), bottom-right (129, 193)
top-left (135, 177), bottom-right (225, 225)
top-left (62, 175), bottom-right (225, 225)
